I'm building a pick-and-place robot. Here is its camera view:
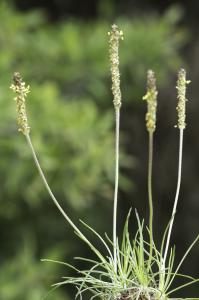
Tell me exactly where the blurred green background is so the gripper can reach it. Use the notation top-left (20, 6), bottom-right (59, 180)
top-left (0, 0), bottom-right (199, 299)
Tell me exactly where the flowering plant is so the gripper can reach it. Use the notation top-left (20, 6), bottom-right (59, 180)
top-left (11, 25), bottom-right (198, 300)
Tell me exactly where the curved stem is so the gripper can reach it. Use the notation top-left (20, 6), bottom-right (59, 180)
top-left (25, 133), bottom-right (105, 262)
top-left (163, 129), bottom-right (184, 265)
top-left (147, 131), bottom-right (154, 270)
top-left (113, 107), bottom-right (120, 273)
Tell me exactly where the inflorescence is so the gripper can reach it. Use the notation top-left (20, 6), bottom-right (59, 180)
top-left (176, 68), bottom-right (190, 130)
top-left (10, 72), bottom-right (30, 135)
top-left (143, 70), bottom-right (158, 133)
top-left (108, 24), bottom-right (123, 109)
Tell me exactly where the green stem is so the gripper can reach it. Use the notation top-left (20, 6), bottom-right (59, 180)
top-left (163, 129), bottom-right (184, 265)
top-left (25, 133), bottom-right (105, 263)
top-left (113, 107), bottom-right (120, 273)
top-left (147, 131), bottom-right (154, 271)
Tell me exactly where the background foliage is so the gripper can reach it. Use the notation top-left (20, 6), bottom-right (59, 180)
top-left (0, 0), bottom-right (198, 299)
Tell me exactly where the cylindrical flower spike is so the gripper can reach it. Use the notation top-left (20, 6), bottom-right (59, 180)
top-left (10, 72), bottom-right (30, 135)
top-left (176, 68), bottom-right (190, 130)
top-left (108, 24), bottom-right (123, 109)
top-left (143, 70), bottom-right (158, 133)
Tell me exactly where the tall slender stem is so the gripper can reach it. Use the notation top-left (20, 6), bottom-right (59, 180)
top-left (113, 107), bottom-right (120, 272)
top-left (108, 24), bottom-right (123, 273)
top-left (143, 70), bottom-right (157, 270)
top-left (163, 68), bottom-right (189, 267)
top-left (163, 129), bottom-right (184, 265)
top-left (147, 131), bottom-right (154, 270)
top-left (25, 133), bottom-right (104, 261)
top-left (10, 72), bottom-right (108, 264)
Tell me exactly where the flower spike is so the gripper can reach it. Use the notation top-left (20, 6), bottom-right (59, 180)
top-left (108, 24), bottom-right (123, 109)
top-left (143, 70), bottom-right (158, 133)
top-left (10, 72), bottom-right (30, 135)
top-left (176, 68), bottom-right (191, 129)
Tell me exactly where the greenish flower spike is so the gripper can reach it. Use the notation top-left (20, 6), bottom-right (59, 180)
top-left (10, 72), bottom-right (30, 135)
top-left (176, 68), bottom-right (191, 129)
top-left (143, 70), bottom-right (158, 133)
top-left (108, 24), bottom-right (123, 109)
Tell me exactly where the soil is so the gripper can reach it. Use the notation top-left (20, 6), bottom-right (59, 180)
top-left (116, 290), bottom-right (156, 300)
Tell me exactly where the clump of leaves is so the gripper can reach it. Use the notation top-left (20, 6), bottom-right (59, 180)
top-left (42, 211), bottom-right (199, 300)
top-left (10, 25), bottom-right (199, 300)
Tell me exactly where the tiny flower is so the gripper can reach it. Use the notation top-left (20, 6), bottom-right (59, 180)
top-left (10, 72), bottom-right (30, 135)
top-left (109, 24), bottom-right (123, 109)
top-left (143, 70), bottom-right (158, 133)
